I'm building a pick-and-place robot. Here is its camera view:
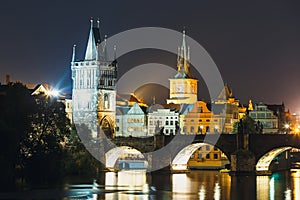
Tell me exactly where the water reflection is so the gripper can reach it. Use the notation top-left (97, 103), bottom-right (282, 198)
top-left (105, 171), bottom-right (148, 200)
top-left (4, 169), bottom-right (300, 199)
top-left (291, 170), bottom-right (300, 200)
top-left (257, 175), bottom-right (270, 199)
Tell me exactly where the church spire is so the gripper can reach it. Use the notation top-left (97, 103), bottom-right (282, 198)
top-left (84, 18), bottom-right (98, 60)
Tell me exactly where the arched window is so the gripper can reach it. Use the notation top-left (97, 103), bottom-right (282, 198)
top-left (104, 93), bottom-right (109, 109)
top-left (183, 126), bottom-right (187, 134)
top-left (190, 126), bottom-right (194, 133)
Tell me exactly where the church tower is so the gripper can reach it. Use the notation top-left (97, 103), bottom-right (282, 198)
top-left (71, 19), bottom-right (117, 138)
top-left (167, 30), bottom-right (198, 104)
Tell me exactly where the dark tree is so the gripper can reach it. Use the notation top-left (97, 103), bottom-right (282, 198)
top-left (0, 83), bottom-right (35, 190)
top-left (20, 94), bottom-right (71, 184)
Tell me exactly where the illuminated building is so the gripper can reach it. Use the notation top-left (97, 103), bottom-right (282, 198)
top-left (147, 108), bottom-right (179, 136)
top-left (116, 102), bottom-right (147, 137)
top-left (248, 102), bottom-right (279, 133)
top-left (179, 101), bottom-right (212, 134)
top-left (165, 30), bottom-right (233, 169)
top-left (167, 30), bottom-right (198, 105)
top-left (71, 19), bottom-right (117, 138)
top-left (212, 85), bottom-right (240, 133)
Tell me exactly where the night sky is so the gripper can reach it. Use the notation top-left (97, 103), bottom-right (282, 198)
top-left (1, 1), bottom-right (300, 112)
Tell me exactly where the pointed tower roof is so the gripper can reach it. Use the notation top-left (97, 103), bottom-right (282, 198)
top-left (175, 29), bottom-right (192, 78)
top-left (217, 84), bottom-right (233, 100)
top-left (85, 19), bottom-right (98, 60)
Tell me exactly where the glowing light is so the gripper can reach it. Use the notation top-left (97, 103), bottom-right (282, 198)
top-left (285, 124), bottom-right (290, 129)
top-left (48, 89), bottom-right (60, 97)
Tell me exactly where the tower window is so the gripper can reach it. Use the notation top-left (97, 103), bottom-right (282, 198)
top-left (104, 94), bottom-right (109, 109)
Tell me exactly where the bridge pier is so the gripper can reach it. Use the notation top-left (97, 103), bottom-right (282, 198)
top-left (230, 149), bottom-right (256, 176)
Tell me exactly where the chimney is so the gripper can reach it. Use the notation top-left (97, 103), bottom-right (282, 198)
top-left (6, 74), bottom-right (10, 85)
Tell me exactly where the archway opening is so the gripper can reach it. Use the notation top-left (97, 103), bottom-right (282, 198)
top-left (105, 146), bottom-right (147, 171)
top-left (99, 116), bottom-right (114, 138)
top-left (171, 143), bottom-right (229, 171)
top-left (256, 147), bottom-right (293, 172)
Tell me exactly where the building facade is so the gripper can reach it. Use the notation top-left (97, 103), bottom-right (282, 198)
top-left (147, 109), bottom-right (179, 136)
top-left (179, 101), bottom-right (212, 134)
top-left (116, 103), bottom-right (147, 137)
top-left (249, 102), bottom-right (279, 133)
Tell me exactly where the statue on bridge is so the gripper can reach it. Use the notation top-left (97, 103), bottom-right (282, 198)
top-left (255, 120), bottom-right (263, 134)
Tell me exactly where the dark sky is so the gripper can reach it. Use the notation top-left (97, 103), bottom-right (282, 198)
top-left (1, 0), bottom-right (300, 112)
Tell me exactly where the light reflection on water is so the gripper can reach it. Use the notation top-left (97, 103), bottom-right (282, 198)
top-left (3, 169), bottom-right (300, 199)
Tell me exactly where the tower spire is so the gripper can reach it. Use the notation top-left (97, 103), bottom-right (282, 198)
top-left (175, 28), bottom-right (192, 78)
top-left (97, 18), bottom-right (100, 28)
top-left (72, 44), bottom-right (76, 62)
top-left (85, 18), bottom-right (98, 60)
top-left (177, 47), bottom-right (181, 72)
top-left (101, 34), bottom-right (108, 61)
top-left (113, 45), bottom-right (117, 60)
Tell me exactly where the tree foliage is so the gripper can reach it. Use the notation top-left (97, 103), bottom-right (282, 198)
top-left (19, 94), bottom-right (72, 183)
top-left (0, 83), bottom-right (104, 188)
top-left (0, 83), bottom-right (35, 189)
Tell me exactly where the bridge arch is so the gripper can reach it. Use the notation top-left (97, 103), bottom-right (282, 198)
top-left (256, 146), bottom-right (293, 172)
top-left (105, 146), bottom-right (146, 170)
top-left (171, 142), bottom-right (229, 171)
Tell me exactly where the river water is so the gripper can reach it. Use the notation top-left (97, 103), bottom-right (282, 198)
top-left (1, 169), bottom-right (300, 199)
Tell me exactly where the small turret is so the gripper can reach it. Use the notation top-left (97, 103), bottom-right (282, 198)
top-left (72, 44), bottom-right (76, 62)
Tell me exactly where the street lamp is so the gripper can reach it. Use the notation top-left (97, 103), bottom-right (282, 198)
top-left (200, 125), bottom-right (203, 134)
top-left (284, 124), bottom-right (290, 134)
top-left (214, 125), bottom-right (219, 133)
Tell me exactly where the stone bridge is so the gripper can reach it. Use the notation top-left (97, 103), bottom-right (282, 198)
top-left (107, 133), bottom-right (300, 175)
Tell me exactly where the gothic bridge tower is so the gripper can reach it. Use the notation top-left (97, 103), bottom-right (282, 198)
top-left (71, 19), bottom-right (117, 138)
top-left (167, 30), bottom-right (198, 104)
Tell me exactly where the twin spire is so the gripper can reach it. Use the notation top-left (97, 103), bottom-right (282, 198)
top-left (72, 18), bottom-right (116, 62)
top-left (176, 29), bottom-right (192, 78)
